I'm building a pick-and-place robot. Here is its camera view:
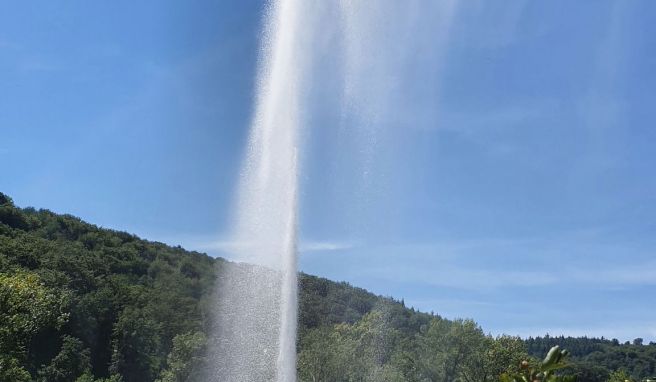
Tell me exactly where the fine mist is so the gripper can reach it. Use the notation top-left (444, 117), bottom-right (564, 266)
top-left (205, 0), bottom-right (307, 381)
top-left (206, 1), bottom-right (457, 381)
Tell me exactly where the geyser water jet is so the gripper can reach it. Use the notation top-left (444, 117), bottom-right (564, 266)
top-left (207, 1), bottom-right (457, 380)
top-left (207, 0), bottom-right (306, 381)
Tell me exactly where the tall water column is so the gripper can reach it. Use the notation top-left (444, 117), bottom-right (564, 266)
top-left (208, 0), bottom-right (306, 380)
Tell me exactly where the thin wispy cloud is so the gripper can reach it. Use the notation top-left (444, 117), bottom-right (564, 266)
top-left (365, 263), bottom-right (558, 290)
top-left (565, 261), bottom-right (656, 286)
top-left (151, 234), bottom-right (354, 257)
top-left (336, 235), bottom-right (656, 290)
top-left (193, 239), bottom-right (244, 253)
top-left (406, 297), bottom-right (497, 310)
top-left (299, 241), bottom-right (354, 252)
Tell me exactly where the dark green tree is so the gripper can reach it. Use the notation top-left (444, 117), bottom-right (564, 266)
top-left (37, 335), bottom-right (91, 382)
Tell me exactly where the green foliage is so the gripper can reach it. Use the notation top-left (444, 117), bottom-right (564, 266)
top-left (75, 374), bottom-right (124, 382)
top-left (1, 192), bottom-right (654, 381)
top-left (0, 193), bottom-right (29, 230)
top-left (37, 335), bottom-right (91, 382)
top-left (0, 193), bottom-right (215, 381)
top-left (297, 313), bottom-right (531, 382)
top-left (0, 271), bottom-right (70, 381)
top-left (526, 336), bottom-right (656, 381)
top-left (298, 326), bottom-right (342, 382)
top-left (299, 274), bottom-right (387, 328)
top-left (608, 369), bottom-right (633, 382)
top-left (0, 272), bottom-right (69, 347)
top-left (299, 310), bottom-right (408, 381)
top-left (500, 346), bottom-right (575, 382)
top-left (109, 307), bottom-right (162, 381)
top-left (156, 331), bottom-right (207, 382)
top-left (487, 336), bottom-right (531, 378)
top-left (414, 318), bottom-right (486, 382)
top-left (0, 356), bottom-right (32, 382)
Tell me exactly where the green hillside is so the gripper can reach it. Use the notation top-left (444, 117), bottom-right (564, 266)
top-left (1, 192), bottom-right (654, 382)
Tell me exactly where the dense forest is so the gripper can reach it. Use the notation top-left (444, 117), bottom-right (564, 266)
top-left (1, 192), bottom-right (654, 382)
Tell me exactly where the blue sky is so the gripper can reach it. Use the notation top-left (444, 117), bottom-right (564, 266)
top-left (2, 1), bottom-right (655, 342)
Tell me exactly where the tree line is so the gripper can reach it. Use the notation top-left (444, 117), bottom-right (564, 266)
top-left (1, 192), bottom-right (654, 381)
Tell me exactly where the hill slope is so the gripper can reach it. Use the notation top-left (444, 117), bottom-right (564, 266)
top-left (1, 192), bottom-right (654, 382)
top-left (0, 192), bottom-right (426, 381)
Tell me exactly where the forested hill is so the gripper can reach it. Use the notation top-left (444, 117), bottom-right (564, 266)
top-left (526, 336), bottom-right (656, 382)
top-left (0, 191), bottom-right (425, 381)
top-left (1, 192), bottom-right (655, 382)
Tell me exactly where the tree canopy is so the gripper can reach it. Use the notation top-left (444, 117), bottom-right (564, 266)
top-left (1, 192), bottom-right (654, 382)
